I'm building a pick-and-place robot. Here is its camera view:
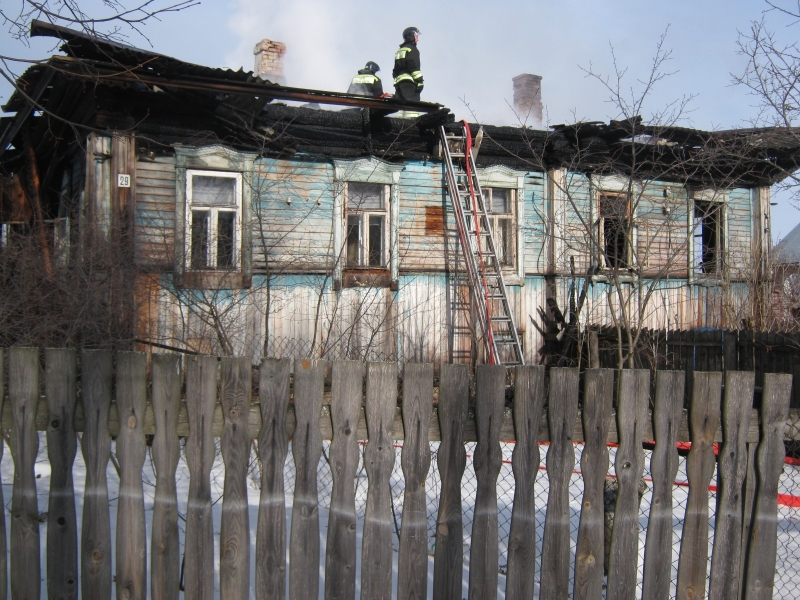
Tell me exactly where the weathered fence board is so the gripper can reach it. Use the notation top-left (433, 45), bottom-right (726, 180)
top-left (184, 356), bottom-right (219, 600)
top-left (607, 369), bottom-right (650, 600)
top-left (468, 365), bottom-right (506, 600)
top-left (115, 352), bottom-right (148, 600)
top-left (9, 348), bottom-right (41, 600)
top-left (289, 359), bottom-right (324, 600)
top-left (743, 373), bottom-right (793, 599)
top-left (505, 365), bottom-right (546, 600)
top-left (219, 357), bottom-right (253, 599)
top-left (573, 368), bottom-right (614, 600)
top-left (325, 361), bottom-right (363, 600)
top-left (397, 363), bottom-right (434, 600)
top-left (80, 350), bottom-right (113, 600)
top-left (676, 372), bottom-right (723, 600)
top-left (709, 371), bottom-right (755, 600)
top-left (45, 348), bottom-right (77, 600)
top-left (360, 362), bottom-right (397, 600)
top-left (256, 358), bottom-right (291, 600)
top-left (540, 367), bottom-right (581, 600)
top-left (642, 370), bottom-right (685, 600)
top-left (151, 354), bottom-right (182, 600)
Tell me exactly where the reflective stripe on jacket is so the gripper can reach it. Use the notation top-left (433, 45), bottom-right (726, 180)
top-left (392, 42), bottom-right (423, 90)
top-left (347, 69), bottom-right (383, 97)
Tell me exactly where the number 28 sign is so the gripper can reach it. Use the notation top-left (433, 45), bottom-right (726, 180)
top-left (118, 174), bottom-right (131, 188)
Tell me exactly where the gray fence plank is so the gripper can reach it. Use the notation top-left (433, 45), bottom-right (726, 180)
top-left (115, 352), bottom-right (148, 600)
top-left (433, 363), bottom-right (469, 600)
top-left (642, 370), bottom-right (685, 600)
top-left (506, 365), bottom-right (546, 600)
top-left (676, 372), bottom-right (722, 600)
top-left (606, 369), bottom-right (650, 600)
top-left (468, 365), bottom-right (506, 600)
top-left (540, 367), bottom-right (581, 600)
top-left (81, 350), bottom-right (113, 600)
top-left (360, 362), bottom-right (397, 600)
top-left (325, 362), bottom-right (363, 600)
top-left (743, 373), bottom-right (793, 600)
top-left (739, 442), bottom-right (758, 600)
top-left (184, 356), bottom-right (219, 600)
top-left (9, 348), bottom-right (41, 600)
top-left (45, 348), bottom-right (77, 600)
top-left (573, 368), bottom-right (614, 600)
top-left (256, 358), bottom-right (291, 600)
top-left (151, 354), bottom-right (182, 600)
top-left (289, 359), bottom-right (325, 600)
top-left (709, 371), bottom-right (755, 600)
top-left (219, 357), bottom-right (252, 600)
top-left (397, 363), bottom-right (434, 600)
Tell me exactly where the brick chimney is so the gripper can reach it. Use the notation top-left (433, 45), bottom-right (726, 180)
top-left (512, 74), bottom-right (543, 128)
top-left (254, 39), bottom-right (287, 85)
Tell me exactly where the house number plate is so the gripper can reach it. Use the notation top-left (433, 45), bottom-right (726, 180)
top-left (118, 174), bottom-right (131, 187)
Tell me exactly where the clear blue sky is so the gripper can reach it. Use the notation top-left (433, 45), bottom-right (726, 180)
top-left (2, 0), bottom-right (798, 239)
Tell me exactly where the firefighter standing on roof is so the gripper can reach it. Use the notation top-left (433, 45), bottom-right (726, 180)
top-left (347, 61), bottom-right (383, 97)
top-left (393, 27), bottom-right (423, 101)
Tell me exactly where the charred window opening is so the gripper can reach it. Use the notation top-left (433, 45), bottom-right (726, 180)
top-left (693, 201), bottom-right (723, 275)
top-left (484, 187), bottom-right (516, 268)
top-left (599, 192), bottom-right (631, 269)
top-left (345, 182), bottom-right (388, 268)
top-left (185, 171), bottom-right (241, 270)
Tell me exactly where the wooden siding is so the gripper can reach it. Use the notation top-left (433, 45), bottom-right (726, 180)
top-left (727, 187), bottom-right (754, 280)
top-left (398, 163), bottom-right (449, 271)
top-left (135, 156), bottom-right (176, 268)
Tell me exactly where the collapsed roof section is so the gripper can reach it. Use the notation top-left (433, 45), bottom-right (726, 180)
top-left (1, 20), bottom-right (800, 188)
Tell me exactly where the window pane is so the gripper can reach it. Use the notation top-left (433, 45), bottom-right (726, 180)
top-left (491, 188), bottom-right (511, 214)
top-left (346, 214), bottom-right (361, 266)
top-left (604, 218), bottom-right (628, 269)
top-left (192, 175), bottom-right (236, 206)
top-left (191, 210), bottom-right (209, 269)
top-left (348, 182), bottom-right (383, 210)
top-left (496, 218), bottom-right (513, 266)
top-left (600, 193), bottom-right (629, 218)
top-left (695, 202), bottom-right (721, 274)
top-left (217, 211), bottom-right (235, 268)
top-left (368, 215), bottom-right (384, 266)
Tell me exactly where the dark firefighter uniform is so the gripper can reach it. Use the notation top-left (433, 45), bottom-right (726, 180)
top-left (393, 41), bottom-right (423, 101)
top-left (347, 68), bottom-right (383, 97)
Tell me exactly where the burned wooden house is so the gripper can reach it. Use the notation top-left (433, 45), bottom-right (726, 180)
top-left (2, 21), bottom-right (799, 364)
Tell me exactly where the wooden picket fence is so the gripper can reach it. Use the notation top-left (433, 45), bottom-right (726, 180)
top-left (0, 348), bottom-right (795, 599)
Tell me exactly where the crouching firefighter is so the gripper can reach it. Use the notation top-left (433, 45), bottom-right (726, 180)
top-left (347, 61), bottom-right (383, 97)
top-left (393, 27), bottom-right (423, 101)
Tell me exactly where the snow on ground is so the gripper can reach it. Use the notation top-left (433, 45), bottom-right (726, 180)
top-left (2, 434), bottom-right (799, 599)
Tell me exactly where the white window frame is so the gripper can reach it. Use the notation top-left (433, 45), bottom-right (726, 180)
top-left (184, 169), bottom-right (243, 270)
top-left (483, 187), bottom-right (517, 270)
top-left (344, 182), bottom-right (390, 268)
top-left (597, 191), bottom-right (634, 270)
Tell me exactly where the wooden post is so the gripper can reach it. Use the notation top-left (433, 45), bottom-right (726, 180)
top-left (506, 365), bottom-right (546, 600)
top-left (115, 352), bottom-right (148, 600)
top-left (743, 373), bottom-right (793, 599)
top-left (184, 356), bottom-right (219, 600)
top-left (45, 348), bottom-right (78, 600)
top-left (81, 350), bottom-right (113, 600)
top-left (573, 368), bottom-right (614, 600)
top-left (361, 362), bottom-right (397, 600)
top-left (540, 367), bottom-right (581, 600)
top-left (468, 365), bottom-right (506, 600)
top-left (219, 357), bottom-right (252, 600)
top-left (256, 358), bottom-right (291, 600)
top-left (606, 369), bottom-right (650, 600)
top-left (9, 348), bottom-right (41, 600)
top-left (709, 371), bottom-right (755, 600)
top-left (642, 370), bottom-right (685, 600)
top-left (289, 359), bottom-right (324, 600)
top-left (676, 372), bottom-right (723, 600)
top-left (325, 361), bottom-right (363, 600)
top-left (397, 363), bottom-right (434, 600)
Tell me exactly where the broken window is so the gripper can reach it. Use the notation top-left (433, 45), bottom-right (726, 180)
top-left (599, 192), bottom-right (631, 269)
top-left (484, 187), bottom-right (516, 268)
top-left (186, 171), bottom-right (241, 270)
top-left (693, 201), bottom-right (723, 275)
top-left (345, 182), bottom-right (388, 268)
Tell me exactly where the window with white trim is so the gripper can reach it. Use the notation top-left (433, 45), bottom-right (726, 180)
top-left (483, 187), bottom-right (516, 268)
top-left (345, 182), bottom-right (389, 268)
top-left (693, 200), bottom-right (723, 275)
top-left (185, 170), bottom-right (242, 270)
top-left (598, 192), bottom-right (632, 269)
